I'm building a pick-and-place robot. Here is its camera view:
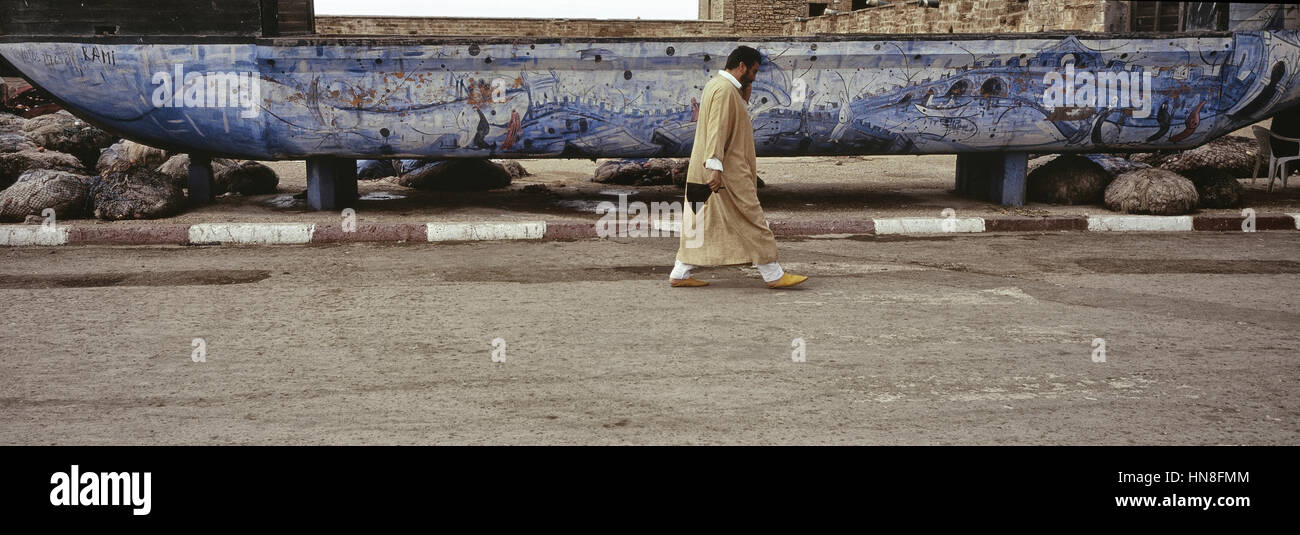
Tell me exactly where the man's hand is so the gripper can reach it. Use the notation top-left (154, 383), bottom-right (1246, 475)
top-left (706, 169), bottom-right (725, 193)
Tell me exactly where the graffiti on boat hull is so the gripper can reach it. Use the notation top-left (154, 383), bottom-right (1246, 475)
top-left (1, 31), bottom-right (1298, 159)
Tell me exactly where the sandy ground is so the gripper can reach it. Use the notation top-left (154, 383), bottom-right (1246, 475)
top-left (2, 232), bottom-right (1297, 445)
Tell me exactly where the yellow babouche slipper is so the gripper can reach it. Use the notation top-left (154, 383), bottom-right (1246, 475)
top-left (669, 277), bottom-right (709, 287)
top-left (766, 273), bottom-right (808, 289)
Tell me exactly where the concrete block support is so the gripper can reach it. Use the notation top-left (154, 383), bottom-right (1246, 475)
top-left (187, 154), bottom-right (215, 206)
top-left (306, 157), bottom-right (359, 211)
top-left (955, 152), bottom-right (1028, 207)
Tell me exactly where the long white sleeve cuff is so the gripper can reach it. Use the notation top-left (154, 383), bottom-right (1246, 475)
top-left (705, 158), bottom-right (724, 172)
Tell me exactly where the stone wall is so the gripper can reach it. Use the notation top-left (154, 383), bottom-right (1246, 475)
top-left (315, 16), bottom-right (729, 37)
top-left (725, 0), bottom-right (809, 34)
top-left (317, 1), bottom-right (816, 37)
top-left (698, 0), bottom-right (725, 20)
top-left (783, 0), bottom-right (1110, 35)
top-left (317, 1), bottom-right (1292, 39)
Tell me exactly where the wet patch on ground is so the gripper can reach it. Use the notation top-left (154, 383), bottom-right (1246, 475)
top-left (835, 373), bottom-right (1163, 405)
top-left (434, 264), bottom-right (684, 283)
top-left (432, 262), bottom-right (926, 283)
top-left (1077, 259), bottom-right (1300, 274)
top-left (0, 269), bottom-right (272, 289)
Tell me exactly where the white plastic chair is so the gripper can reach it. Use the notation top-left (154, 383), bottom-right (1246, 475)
top-left (1252, 126), bottom-right (1300, 192)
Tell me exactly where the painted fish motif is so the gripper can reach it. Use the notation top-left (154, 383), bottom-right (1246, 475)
top-left (1169, 100), bottom-right (1205, 143)
top-left (1145, 101), bottom-right (1172, 142)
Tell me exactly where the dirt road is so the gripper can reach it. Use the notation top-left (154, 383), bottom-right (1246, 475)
top-left (2, 232), bottom-right (1298, 444)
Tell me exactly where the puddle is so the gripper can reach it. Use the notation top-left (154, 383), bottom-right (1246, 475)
top-left (556, 191), bottom-right (683, 214)
top-left (435, 265), bottom-right (666, 283)
top-left (266, 191), bottom-right (404, 207)
top-left (1076, 259), bottom-right (1300, 274)
top-left (359, 191), bottom-right (406, 201)
top-left (555, 199), bottom-right (606, 212)
top-left (0, 270), bottom-right (272, 289)
top-left (265, 195), bottom-right (303, 209)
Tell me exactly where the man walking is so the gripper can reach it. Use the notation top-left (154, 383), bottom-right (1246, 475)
top-left (669, 45), bottom-right (808, 289)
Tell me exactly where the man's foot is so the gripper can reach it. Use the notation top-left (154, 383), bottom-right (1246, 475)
top-left (670, 277), bottom-right (709, 287)
top-left (766, 273), bottom-right (808, 289)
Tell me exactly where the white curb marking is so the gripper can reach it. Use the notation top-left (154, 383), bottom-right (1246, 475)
top-left (872, 217), bottom-right (985, 235)
top-left (426, 221), bottom-right (546, 242)
top-left (1087, 215), bottom-right (1193, 232)
top-left (1289, 214), bottom-right (1300, 230)
top-left (189, 223), bottom-right (315, 244)
top-left (0, 225), bottom-right (68, 246)
top-left (652, 219), bottom-right (682, 234)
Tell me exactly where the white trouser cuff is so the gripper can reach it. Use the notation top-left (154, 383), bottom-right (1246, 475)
top-left (670, 259), bottom-right (696, 280)
top-left (754, 261), bottom-right (784, 282)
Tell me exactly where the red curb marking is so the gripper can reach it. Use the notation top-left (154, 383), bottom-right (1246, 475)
top-left (768, 219), bottom-right (875, 235)
top-left (983, 216), bottom-right (1088, 232)
top-left (1192, 214), bottom-right (1296, 231)
top-left (66, 225), bottom-right (191, 245)
top-left (544, 222), bottom-right (598, 239)
top-left (311, 222), bottom-right (427, 243)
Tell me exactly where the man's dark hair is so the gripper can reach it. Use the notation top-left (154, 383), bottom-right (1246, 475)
top-left (725, 46), bottom-right (762, 70)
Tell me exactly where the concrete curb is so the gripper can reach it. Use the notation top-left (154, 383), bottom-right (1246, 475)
top-left (189, 223), bottom-right (315, 245)
top-left (769, 219), bottom-right (875, 235)
top-left (426, 221), bottom-right (546, 242)
top-left (0, 225), bottom-right (69, 246)
top-left (983, 215), bottom-right (1089, 232)
top-left (311, 222), bottom-right (427, 243)
top-left (3, 213), bottom-right (1299, 247)
top-left (1192, 213), bottom-right (1298, 231)
top-left (874, 217), bottom-right (984, 234)
top-left (1087, 215), bottom-right (1194, 232)
top-left (67, 224), bottom-right (190, 246)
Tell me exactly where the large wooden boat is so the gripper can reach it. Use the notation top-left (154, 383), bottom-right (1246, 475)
top-left (2, 1), bottom-right (1297, 207)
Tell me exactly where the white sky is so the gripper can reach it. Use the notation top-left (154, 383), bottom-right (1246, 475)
top-left (314, 1), bottom-right (700, 20)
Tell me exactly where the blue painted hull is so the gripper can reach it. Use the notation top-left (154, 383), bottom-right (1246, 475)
top-left (2, 32), bottom-right (1298, 160)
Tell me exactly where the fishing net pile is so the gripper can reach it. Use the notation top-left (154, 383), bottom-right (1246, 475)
top-left (593, 158), bottom-right (688, 186)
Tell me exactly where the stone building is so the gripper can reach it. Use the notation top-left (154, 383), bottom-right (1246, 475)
top-left (780, 1), bottom-right (1297, 35)
top-left (781, 0), bottom-right (1110, 34)
top-left (271, 2), bottom-right (1300, 37)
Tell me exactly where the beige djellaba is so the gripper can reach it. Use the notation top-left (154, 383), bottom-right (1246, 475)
top-left (675, 74), bottom-right (778, 266)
